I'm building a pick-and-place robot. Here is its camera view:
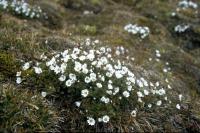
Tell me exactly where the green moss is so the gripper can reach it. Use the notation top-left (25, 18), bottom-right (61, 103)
top-left (0, 84), bottom-right (59, 132)
top-left (90, 0), bottom-right (102, 5)
top-left (0, 52), bottom-right (19, 79)
top-left (78, 25), bottom-right (97, 35)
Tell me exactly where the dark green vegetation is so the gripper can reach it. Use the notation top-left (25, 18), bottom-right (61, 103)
top-left (0, 84), bottom-right (59, 132)
top-left (0, 0), bottom-right (200, 132)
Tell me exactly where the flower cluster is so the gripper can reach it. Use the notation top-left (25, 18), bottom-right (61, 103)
top-left (178, 0), bottom-right (198, 9)
top-left (172, 0), bottom-right (198, 18)
top-left (124, 24), bottom-right (150, 39)
top-left (174, 24), bottom-right (190, 33)
top-left (16, 39), bottom-right (183, 126)
top-left (0, 0), bottom-right (47, 19)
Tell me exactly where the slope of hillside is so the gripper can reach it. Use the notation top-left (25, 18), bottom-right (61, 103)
top-left (0, 0), bottom-right (200, 132)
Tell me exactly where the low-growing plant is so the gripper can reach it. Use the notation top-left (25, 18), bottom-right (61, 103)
top-left (0, 51), bottom-right (19, 79)
top-left (79, 25), bottom-right (97, 35)
top-left (0, 0), bottom-right (48, 19)
top-left (16, 39), bottom-right (183, 126)
top-left (0, 84), bottom-right (59, 132)
top-left (124, 24), bottom-right (150, 39)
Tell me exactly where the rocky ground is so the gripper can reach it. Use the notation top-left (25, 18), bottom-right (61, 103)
top-left (0, 0), bottom-right (200, 132)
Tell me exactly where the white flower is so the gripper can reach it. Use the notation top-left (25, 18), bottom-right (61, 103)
top-left (155, 82), bottom-right (160, 87)
top-left (101, 76), bottom-right (105, 81)
top-left (163, 68), bottom-right (168, 73)
top-left (79, 55), bottom-right (86, 61)
top-left (81, 89), bottom-right (89, 97)
top-left (90, 73), bottom-right (97, 81)
top-left (96, 83), bottom-right (102, 88)
top-left (115, 50), bottom-right (120, 55)
top-left (74, 61), bottom-right (82, 72)
top-left (98, 118), bottom-right (103, 122)
top-left (157, 88), bottom-right (166, 96)
top-left (100, 57), bottom-right (108, 64)
top-left (108, 84), bottom-right (113, 90)
top-left (61, 50), bottom-right (68, 57)
top-left (171, 12), bottom-right (176, 17)
top-left (156, 100), bottom-right (162, 106)
top-left (100, 47), bottom-right (106, 53)
top-left (124, 24), bottom-right (150, 39)
top-left (75, 101), bottom-right (81, 107)
top-left (16, 77), bottom-right (22, 84)
top-left (176, 104), bottom-right (181, 110)
top-left (33, 67), bottom-right (42, 74)
top-left (63, 55), bottom-right (70, 62)
top-left (106, 72), bottom-right (113, 77)
top-left (129, 77), bottom-right (135, 84)
top-left (155, 50), bottom-right (160, 54)
top-left (100, 96), bottom-right (110, 104)
top-left (168, 85), bottom-right (172, 89)
top-left (72, 48), bottom-right (80, 55)
top-left (138, 98), bottom-right (143, 103)
top-left (178, 0), bottom-right (198, 9)
top-left (60, 63), bottom-right (67, 73)
top-left (156, 58), bottom-right (160, 62)
top-left (127, 85), bottom-right (132, 91)
top-left (71, 54), bottom-right (78, 60)
top-left (59, 75), bottom-right (66, 82)
top-left (102, 115), bottom-right (110, 123)
top-left (164, 96), bottom-right (168, 101)
top-left (106, 90), bottom-right (112, 95)
top-left (94, 40), bottom-right (99, 44)
top-left (174, 24), bottom-right (190, 33)
top-left (46, 57), bottom-right (56, 66)
top-left (22, 62), bottom-right (30, 70)
top-left (121, 66), bottom-right (128, 74)
top-left (69, 73), bottom-right (76, 81)
top-left (66, 80), bottom-right (73, 87)
top-left (85, 38), bottom-right (91, 46)
top-left (148, 104), bottom-right (152, 108)
top-left (85, 76), bottom-right (91, 83)
top-left (150, 82), bottom-right (154, 86)
top-left (113, 87), bottom-right (119, 95)
top-left (131, 110), bottom-right (137, 117)
top-left (104, 98), bottom-right (110, 103)
top-left (142, 79), bottom-right (148, 87)
top-left (115, 71), bottom-right (123, 79)
top-left (179, 94), bottom-right (183, 101)
top-left (91, 61), bottom-right (97, 66)
top-left (87, 53), bottom-right (95, 61)
top-left (123, 91), bottom-right (130, 98)
top-left (144, 89), bottom-right (149, 95)
top-left (137, 91), bottom-right (144, 97)
top-left (53, 65), bottom-right (61, 74)
top-left (137, 80), bottom-right (144, 88)
top-left (156, 53), bottom-right (161, 57)
top-left (82, 68), bottom-right (89, 74)
top-left (16, 71), bottom-right (21, 77)
top-left (87, 117), bottom-right (95, 126)
top-left (41, 92), bottom-right (47, 97)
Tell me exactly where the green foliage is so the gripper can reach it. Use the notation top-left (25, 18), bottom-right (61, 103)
top-left (79, 25), bottom-right (97, 35)
top-left (17, 41), bottom-right (182, 127)
top-left (0, 52), bottom-right (19, 79)
top-left (0, 84), bottom-right (59, 132)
